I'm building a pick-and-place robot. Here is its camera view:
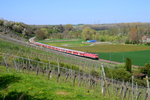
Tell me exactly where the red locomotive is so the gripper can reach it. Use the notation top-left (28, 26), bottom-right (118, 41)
top-left (29, 38), bottom-right (99, 60)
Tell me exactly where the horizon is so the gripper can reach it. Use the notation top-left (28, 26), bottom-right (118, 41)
top-left (1, 18), bottom-right (150, 26)
top-left (0, 0), bottom-right (150, 25)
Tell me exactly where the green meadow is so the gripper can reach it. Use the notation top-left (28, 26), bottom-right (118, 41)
top-left (38, 39), bottom-right (90, 47)
top-left (39, 39), bottom-right (150, 66)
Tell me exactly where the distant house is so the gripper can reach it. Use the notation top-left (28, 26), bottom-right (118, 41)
top-left (142, 35), bottom-right (150, 43)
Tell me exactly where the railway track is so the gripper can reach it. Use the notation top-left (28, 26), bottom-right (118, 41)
top-left (30, 37), bottom-right (140, 68)
top-left (0, 35), bottom-right (139, 68)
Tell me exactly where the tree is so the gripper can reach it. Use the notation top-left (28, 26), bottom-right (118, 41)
top-left (57, 25), bottom-right (64, 33)
top-left (12, 24), bottom-right (24, 33)
top-left (3, 20), bottom-right (14, 29)
top-left (128, 27), bottom-right (138, 43)
top-left (81, 27), bottom-right (96, 40)
top-left (125, 58), bottom-right (132, 73)
top-left (35, 28), bottom-right (48, 40)
top-left (64, 24), bottom-right (73, 32)
top-left (0, 20), bottom-right (3, 26)
top-left (62, 24), bottom-right (73, 38)
top-left (140, 63), bottom-right (150, 77)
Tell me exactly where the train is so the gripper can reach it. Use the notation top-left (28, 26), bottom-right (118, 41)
top-left (29, 38), bottom-right (99, 60)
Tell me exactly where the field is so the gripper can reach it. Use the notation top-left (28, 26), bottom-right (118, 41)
top-left (38, 39), bottom-right (90, 47)
top-left (0, 66), bottom-right (106, 100)
top-left (68, 44), bottom-right (150, 66)
top-left (38, 39), bottom-right (150, 66)
top-left (0, 37), bottom-right (149, 100)
top-left (97, 50), bottom-right (150, 66)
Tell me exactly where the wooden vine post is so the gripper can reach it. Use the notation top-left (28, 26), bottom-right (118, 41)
top-left (101, 64), bottom-right (106, 96)
top-left (57, 58), bottom-right (60, 74)
top-left (131, 76), bottom-right (134, 100)
top-left (146, 76), bottom-right (150, 98)
top-left (3, 56), bottom-right (8, 71)
top-left (57, 58), bottom-right (60, 82)
top-left (13, 59), bottom-right (18, 71)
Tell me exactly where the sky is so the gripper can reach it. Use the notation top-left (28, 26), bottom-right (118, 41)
top-left (0, 0), bottom-right (150, 25)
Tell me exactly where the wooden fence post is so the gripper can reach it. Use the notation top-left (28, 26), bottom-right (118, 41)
top-left (132, 76), bottom-right (134, 100)
top-left (144, 93), bottom-right (148, 100)
top-left (3, 57), bottom-right (8, 71)
top-left (101, 64), bottom-right (106, 96)
top-left (57, 58), bottom-right (60, 74)
top-left (36, 63), bottom-right (39, 76)
top-left (13, 59), bottom-right (18, 71)
top-left (57, 73), bottom-right (61, 82)
top-left (65, 72), bottom-right (69, 81)
top-left (123, 87), bottom-right (128, 100)
top-left (135, 82), bottom-right (138, 100)
top-left (136, 92), bottom-right (141, 100)
top-left (48, 70), bottom-right (52, 80)
top-left (73, 74), bottom-right (77, 86)
top-left (146, 76), bottom-right (150, 98)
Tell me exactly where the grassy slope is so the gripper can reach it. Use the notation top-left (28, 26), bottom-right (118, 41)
top-left (0, 38), bottom-right (50, 56)
top-left (0, 66), bottom-right (108, 100)
top-left (0, 38), bottom-right (104, 74)
top-left (0, 38), bottom-right (112, 99)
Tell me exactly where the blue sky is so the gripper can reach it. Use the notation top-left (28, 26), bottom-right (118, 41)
top-left (0, 0), bottom-right (150, 25)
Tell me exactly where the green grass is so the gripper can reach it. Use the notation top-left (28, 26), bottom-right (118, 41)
top-left (0, 38), bottom-right (148, 99)
top-left (0, 38), bottom-right (104, 74)
top-left (97, 50), bottom-right (150, 66)
top-left (0, 66), bottom-right (110, 100)
top-left (67, 44), bottom-right (150, 52)
top-left (38, 39), bottom-right (90, 47)
top-left (37, 40), bottom-right (150, 66)
top-left (0, 38), bottom-right (51, 56)
top-left (61, 43), bottom-right (150, 66)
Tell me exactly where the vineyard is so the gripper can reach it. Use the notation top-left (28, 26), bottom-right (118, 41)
top-left (0, 54), bottom-right (149, 100)
top-left (0, 35), bottom-right (150, 100)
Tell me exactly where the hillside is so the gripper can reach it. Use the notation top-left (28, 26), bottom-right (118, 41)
top-left (0, 66), bottom-right (105, 100)
top-left (0, 19), bottom-right (150, 100)
top-left (0, 35), bottom-right (149, 100)
top-left (0, 19), bottom-right (35, 40)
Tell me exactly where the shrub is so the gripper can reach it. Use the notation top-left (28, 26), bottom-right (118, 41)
top-left (125, 40), bottom-right (130, 44)
top-left (105, 68), bottom-right (132, 81)
top-left (140, 63), bottom-right (150, 77)
top-left (71, 65), bottom-right (79, 71)
top-left (125, 58), bottom-right (132, 73)
top-left (50, 62), bottom-right (57, 65)
top-left (134, 79), bottom-right (147, 87)
top-left (33, 57), bottom-right (40, 61)
top-left (113, 69), bottom-right (132, 81)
